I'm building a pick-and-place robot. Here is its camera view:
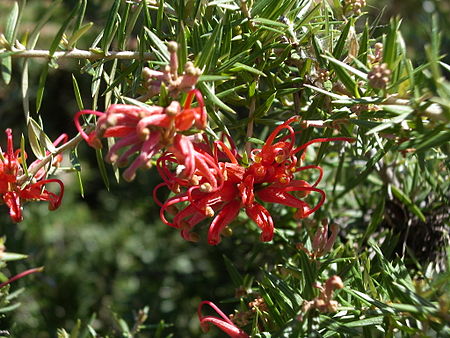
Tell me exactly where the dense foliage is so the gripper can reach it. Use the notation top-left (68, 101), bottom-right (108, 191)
top-left (0, 0), bottom-right (449, 337)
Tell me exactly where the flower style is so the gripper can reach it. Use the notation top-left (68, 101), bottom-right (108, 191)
top-left (157, 117), bottom-right (354, 245)
top-left (0, 267), bottom-right (43, 289)
top-left (74, 89), bottom-right (206, 182)
top-left (0, 129), bottom-right (65, 223)
top-left (198, 301), bottom-right (249, 338)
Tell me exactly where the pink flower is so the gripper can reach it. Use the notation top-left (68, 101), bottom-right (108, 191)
top-left (198, 301), bottom-right (249, 338)
top-left (74, 89), bottom-right (207, 182)
top-left (0, 129), bottom-right (65, 223)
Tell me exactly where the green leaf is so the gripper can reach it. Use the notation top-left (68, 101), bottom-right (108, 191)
top-left (329, 59), bottom-right (360, 98)
top-left (95, 148), bottom-right (110, 190)
top-left (362, 191), bottom-right (385, 241)
top-left (35, 65), bottom-right (49, 113)
top-left (72, 75), bottom-right (84, 110)
top-left (73, 0), bottom-right (87, 32)
top-left (198, 82), bottom-right (236, 115)
top-left (144, 27), bottom-right (169, 62)
top-left (1, 1), bottom-right (19, 84)
top-left (28, 1), bottom-right (62, 50)
top-left (252, 17), bottom-right (288, 28)
top-left (70, 149), bottom-right (84, 198)
top-left (230, 62), bottom-right (266, 77)
top-left (0, 252), bottom-right (28, 262)
top-left (333, 19), bottom-right (351, 60)
top-left (36, 1), bottom-right (82, 112)
top-left (383, 18), bottom-right (401, 70)
top-left (67, 22), bottom-right (93, 49)
top-left (344, 289), bottom-right (395, 314)
top-left (0, 302), bottom-right (22, 313)
top-left (358, 23), bottom-right (369, 65)
top-left (365, 111), bottom-right (411, 135)
top-left (323, 55), bottom-right (368, 80)
top-left (311, 35), bottom-right (326, 68)
top-left (195, 20), bottom-right (223, 71)
top-left (343, 315), bottom-right (386, 327)
top-left (391, 185), bottom-right (426, 222)
top-left (336, 142), bottom-right (393, 198)
top-left (304, 84), bottom-right (349, 100)
top-left (101, 0), bottom-right (121, 51)
top-left (5, 2), bottom-right (19, 42)
top-left (222, 255), bottom-right (244, 287)
top-left (398, 130), bottom-right (450, 153)
top-left (198, 75), bottom-right (234, 82)
top-left (27, 118), bottom-right (55, 159)
top-left (254, 92), bottom-right (276, 118)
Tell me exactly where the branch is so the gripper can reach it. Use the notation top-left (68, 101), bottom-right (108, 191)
top-left (3, 48), bottom-right (154, 61)
top-left (17, 133), bottom-right (86, 184)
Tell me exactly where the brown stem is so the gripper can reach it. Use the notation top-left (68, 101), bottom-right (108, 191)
top-left (3, 48), bottom-right (154, 60)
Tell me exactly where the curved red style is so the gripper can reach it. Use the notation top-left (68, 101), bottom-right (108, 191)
top-left (198, 301), bottom-right (249, 338)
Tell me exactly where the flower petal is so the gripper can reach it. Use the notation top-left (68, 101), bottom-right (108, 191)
top-left (245, 203), bottom-right (274, 242)
top-left (3, 192), bottom-right (22, 223)
top-left (208, 200), bottom-right (240, 245)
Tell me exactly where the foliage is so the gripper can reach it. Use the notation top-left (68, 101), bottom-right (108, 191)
top-left (0, 0), bottom-right (449, 337)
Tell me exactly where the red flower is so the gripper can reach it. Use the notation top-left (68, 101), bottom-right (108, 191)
top-left (157, 117), bottom-right (354, 244)
top-left (74, 89), bottom-right (207, 182)
top-left (0, 129), bottom-right (65, 223)
top-left (198, 301), bottom-right (249, 338)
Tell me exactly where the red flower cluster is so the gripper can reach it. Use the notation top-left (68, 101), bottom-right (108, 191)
top-left (0, 129), bottom-right (65, 223)
top-left (74, 89), bottom-right (206, 182)
top-left (156, 116), bottom-right (354, 245)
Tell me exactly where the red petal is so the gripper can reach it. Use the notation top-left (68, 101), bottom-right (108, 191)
top-left (245, 203), bottom-right (274, 242)
top-left (208, 200), bottom-right (240, 245)
top-left (3, 192), bottom-right (22, 223)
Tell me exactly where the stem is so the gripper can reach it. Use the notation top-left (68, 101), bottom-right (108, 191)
top-left (17, 133), bottom-right (85, 184)
top-left (4, 48), bottom-right (154, 61)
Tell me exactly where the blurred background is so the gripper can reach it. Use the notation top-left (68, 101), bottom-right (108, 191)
top-left (0, 0), bottom-right (448, 336)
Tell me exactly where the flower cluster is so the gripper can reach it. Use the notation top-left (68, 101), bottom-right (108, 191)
top-left (73, 40), bottom-right (353, 245)
top-left (0, 129), bottom-right (65, 223)
top-left (156, 116), bottom-right (354, 245)
top-left (143, 42), bottom-right (202, 98)
top-left (299, 275), bottom-right (344, 319)
top-left (74, 89), bottom-right (206, 182)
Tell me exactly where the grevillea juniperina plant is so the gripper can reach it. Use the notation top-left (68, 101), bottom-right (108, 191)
top-left (0, 1), bottom-right (449, 336)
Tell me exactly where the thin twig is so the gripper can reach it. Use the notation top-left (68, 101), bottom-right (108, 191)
top-left (17, 133), bottom-right (85, 184)
top-left (3, 48), bottom-right (154, 61)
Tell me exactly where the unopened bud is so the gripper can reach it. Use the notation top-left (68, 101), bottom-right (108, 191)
top-left (368, 63), bottom-right (391, 89)
top-left (326, 275), bottom-right (344, 290)
top-left (167, 41), bottom-right (178, 53)
top-left (165, 101), bottom-right (181, 116)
